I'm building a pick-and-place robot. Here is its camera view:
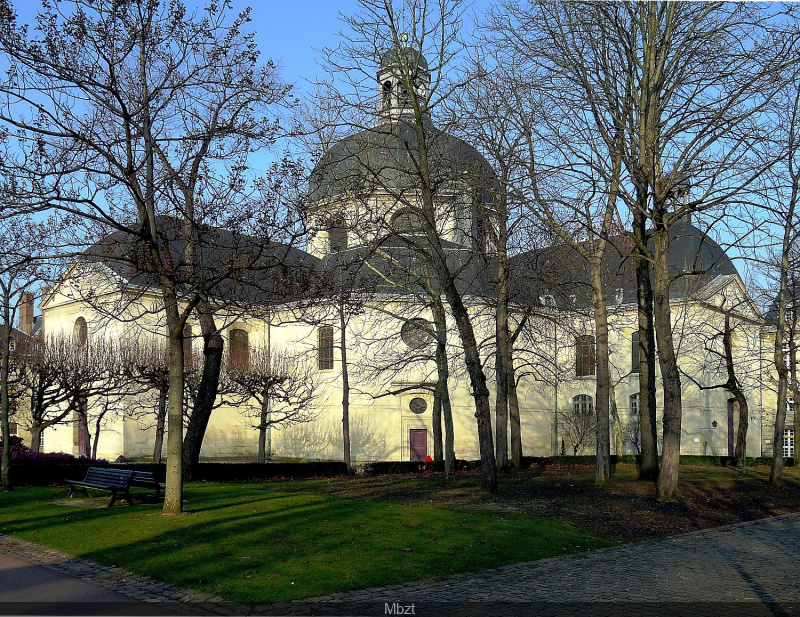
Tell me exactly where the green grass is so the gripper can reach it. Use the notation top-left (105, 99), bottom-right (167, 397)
top-left (0, 481), bottom-right (614, 604)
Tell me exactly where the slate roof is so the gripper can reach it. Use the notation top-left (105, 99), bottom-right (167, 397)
top-left (507, 219), bottom-right (740, 310)
top-left (81, 218), bottom-right (322, 307)
top-left (379, 47), bottom-right (429, 72)
top-left (763, 278), bottom-right (800, 327)
top-left (308, 118), bottom-right (498, 204)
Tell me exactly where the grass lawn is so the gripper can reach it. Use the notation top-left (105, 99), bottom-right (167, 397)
top-left (0, 480), bottom-right (614, 604)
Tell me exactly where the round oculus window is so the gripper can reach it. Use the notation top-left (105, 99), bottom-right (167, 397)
top-left (409, 397), bottom-right (428, 414)
top-left (401, 318), bottom-right (433, 349)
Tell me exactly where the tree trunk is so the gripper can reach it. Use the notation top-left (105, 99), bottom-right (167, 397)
top-left (794, 341), bottom-right (799, 469)
top-left (1, 319), bottom-right (12, 490)
top-left (635, 194), bottom-right (659, 481)
top-left (163, 299), bottom-right (185, 515)
top-left (771, 279), bottom-right (790, 486)
top-left (722, 312), bottom-right (749, 472)
top-left (495, 255), bottom-right (510, 471)
top-left (653, 227), bottom-right (682, 501)
top-left (432, 385), bottom-right (443, 462)
top-left (789, 324), bottom-right (797, 468)
top-left (258, 397), bottom-right (269, 465)
top-left (92, 410), bottom-right (106, 460)
top-left (610, 381), bottom-right (623, 457)
top-left (153, 386), bottom-right (167, 464)
top-left (432, 296), bottom-right (455, 476)
top-left (441, 285), bottom-right (496, 492)
top-left (590, 259), bottom-right (611, 483)
top-left (183, 312), bottom-right (223, 480)
top-left (339, 302), bottom-right (351, 472)
top-left (29, 422), bottom-right (43, 453)
top-left (771, 340), bottom-right (788, 486)
top-left (508, 357), bottom-right (523, 468)
top-left (77, 407), bottom-right (89, 458)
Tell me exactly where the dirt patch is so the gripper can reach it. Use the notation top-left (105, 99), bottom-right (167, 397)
top-left (51, 497), bottom-right (108, 508)
top-left (307, 463), bottom-right (800, 542)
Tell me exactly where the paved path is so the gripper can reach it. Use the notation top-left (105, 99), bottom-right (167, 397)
top-left (1, 513), bottom-right (800, 616)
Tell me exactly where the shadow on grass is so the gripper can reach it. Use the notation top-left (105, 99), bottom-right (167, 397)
top-left (0, 483), bottom-right (612, 604)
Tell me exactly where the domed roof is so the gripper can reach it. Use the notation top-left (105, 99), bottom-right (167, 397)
top-left (379, 46), bottom-right (429, 72)
top-left (668, 219), bottom-right (737, 278)
top-left (308, 119), bottom-right (497, 203)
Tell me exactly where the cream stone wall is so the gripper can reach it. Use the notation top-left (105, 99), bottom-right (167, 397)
top-left (25, 264), bottom-right (780, 464)
top-left (307, 190), bottom-right (473, 259)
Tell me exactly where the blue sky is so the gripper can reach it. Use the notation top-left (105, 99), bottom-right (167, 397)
top-left (11, 0), bottom-right (482, 96)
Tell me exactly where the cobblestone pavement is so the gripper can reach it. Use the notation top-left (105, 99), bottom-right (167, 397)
top-left (2, 513), bottom-right (800, 616)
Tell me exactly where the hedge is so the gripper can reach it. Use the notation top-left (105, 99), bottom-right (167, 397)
top-left (6, 454), bottom-right (794, 486)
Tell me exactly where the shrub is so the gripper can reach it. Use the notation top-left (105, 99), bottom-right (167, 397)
top-left (0, 443), bottom-right (107, 464)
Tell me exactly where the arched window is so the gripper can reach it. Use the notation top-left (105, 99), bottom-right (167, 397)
top-left (573, 394), bottom-right (593, 416)
top-left (230, 329), bottom-right (250, 369)
top-left (390, 208), bottom-right (426, 234)
top-left (382, 80), bottom-right (393, 109)
top-left (73, 317), bottom-right (88, 346)
top-left (318, 326), bottom-right (334, 370)
top-left (575, 335), bottom-right (595, 377)
top-left (630, 393), bottom-right (639, 416)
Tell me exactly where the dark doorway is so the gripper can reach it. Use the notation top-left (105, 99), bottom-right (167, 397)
top-left (727, 400), bottom-right (735, 457)
top-left (409, 429), bottom-right (427, 462)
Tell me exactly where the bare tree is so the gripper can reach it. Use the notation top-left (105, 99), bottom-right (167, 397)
top-left (0, 215), bottom-right (54, 488)
top-left (557, 402), bottom-right (596, 456)
top-left (680, 294), bottom-right (761, 472)
top-left (120, 338), bottom-right (171, 462)
top-left (481, 2), bottom-right (633, 483)
top-left (484, 2), bottom-right (792, 499)
top-left (17, 334), bottom-right (119, 454)
top-left (763, 26), bottom-right (800, 486)
top-left (227, 346), bottom-right (321, 464)
top-left (0, 0), bottom-right (303, 513)
top-left (315, 0), bottom-right (499, 491)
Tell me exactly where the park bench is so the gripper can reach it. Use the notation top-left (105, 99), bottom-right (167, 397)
top-left (130, 470), bottom-right (166, 501)
top-left (65, 467), bottom-right (134, 507)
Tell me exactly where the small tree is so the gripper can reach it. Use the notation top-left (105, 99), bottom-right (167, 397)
top-left (0, 214), bottom-right (53, 488)
top-left (18, 334), bottom-right (122, 454)
top-left (120, 338), bottom-right (170, 463)
top-left (227, 346), bottom-right (321, 464)
top-left (558, 401), bottom-right (597, 456)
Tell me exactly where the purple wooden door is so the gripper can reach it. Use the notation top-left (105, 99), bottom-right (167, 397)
top-left (409, 429), bottom-right (427, 462)
top-left (727, 400), bottom-right (735, 457)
